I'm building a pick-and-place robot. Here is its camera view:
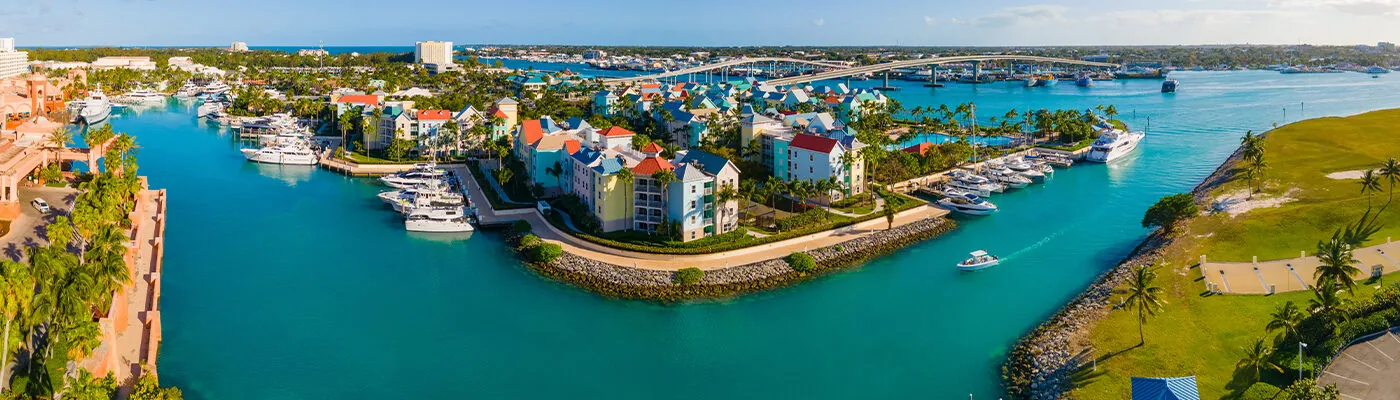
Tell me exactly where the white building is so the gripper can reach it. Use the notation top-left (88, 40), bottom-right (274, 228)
top-left (298, 49), bottom-right (330, 57)
top-left (414, 41), bottom-right (454, 65)
top-left (0, 38), bottom-right (30, 79)
top-left (228, 42), bottom-right (249, 52)
top-left (91, 56), bottom-right (157, 71)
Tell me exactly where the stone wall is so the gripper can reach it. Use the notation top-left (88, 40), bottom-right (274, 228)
top-left (525, 218), bottom-right (957, 301)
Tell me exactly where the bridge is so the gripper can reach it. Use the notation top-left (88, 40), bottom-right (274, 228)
top-left (602, 55), bottom-right (1119, 87)
top-left (600, 57), bottom-right (853, 85)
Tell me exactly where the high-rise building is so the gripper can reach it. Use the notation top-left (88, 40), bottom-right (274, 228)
top-left (0, 38), bottom-right (30, 79)
top-left (414, 41), bottom-right (454, 65)
top-left (227, 41), bottom-right (249, 52)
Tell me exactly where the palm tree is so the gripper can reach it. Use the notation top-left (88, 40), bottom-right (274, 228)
top-left (338, 108), bottom-right (357, 155)
top-left (1379, 158), bottom-right (1400, 208)
top-left (546, 162), bottom-right (564, 189)
top-left (48, 126), bottom-right (72, 150)
top-left (1119, 265), bottom-right (1167, 345)
top-left (0, 260), bottom-right (32, 393)
top-left (616, 168), bottom-right (635, 229)
top-left (1309, 282), bottom-right (1345, 314)
top-left (1361, 169), bottom-right (1384, 210)
top-left (1266, 301), bottom-right (1308, 339)
top-left (652, 170), bottom-right (676, 211)
top-left (716, 183), bottom-right (739, 231)
top-left (1314, 238), bottom-right (1362, 294)
top-left (1236, 336), bottom-right (1283, 384)
top-left (764, 176), bottom-right (785, 209)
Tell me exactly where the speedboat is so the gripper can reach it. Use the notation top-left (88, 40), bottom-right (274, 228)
top-left (203, 81), bottom-right (231, 95)
top-left (405, 206), bottom-right (474, 232)
top-left (938, 193), bottom-right (998, 216)
top-left (240, 145), bottom-right (319, 165)
top-left (380, 168), bottom-right (447, 189)
top-left (1084, 128), bottom-right (1146, 163)
top-left (949, 170), bottom-right (992, 185)
top-left (120, 88), bottom-right (166, 104)
top-left (78, 91), bottom-right (112, 124)
top-left (987, 170), bottom-right (1031, 189)
top-left (174, 82), bottom-right (203, 98)
top-left (957, 250), bottom-right (1000, 271)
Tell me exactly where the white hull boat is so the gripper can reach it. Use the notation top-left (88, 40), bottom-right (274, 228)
top-left (240, 146), bottom-right (319, 165)
top-left (405, 206), bottom-right (474, 232)
top-left (938, 193), bottom-right (998, 216)
top-left (957, 250), bottom-right (1000, 271)
top-left (1084, 128), bottom-right (1145, 163)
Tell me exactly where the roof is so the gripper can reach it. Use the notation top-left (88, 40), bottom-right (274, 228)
top-left (496, 97), bottom-right (518, 105)
top-left (572, 147), bottom-right (604, 164)
top-left (674, 163), bottom-right (707, 181)
top-left (790, 133), bottom-right (839, 154)
top-left (598, 126), bottom-right (635, 137)
top-left (491, 108), bottom-right (508, 119)
top-left (903, 143), bottom-right (934, 155)
top-left (417, 110), bottom-right (452, 121)
top-left (532, 134), bottom-right (573, 151)
top-left (564, 139), bottom-right (581, 154)
top-left (565, 117), bottom-right (590, 130)
top-left (335, 94), bottom-right (381, 105)
top-left (593, 157), bottom-right (624, 175)
top-left (675, 149), bottom-right (735, 176)
top-left (640, 142), bottom-right (664, 153)
top-left (631, 157), bottom-right (675, 175)
top-left (1131, 377), bottom-right (1200, 400)
top-left (520, 120), bottom-right (544, 145)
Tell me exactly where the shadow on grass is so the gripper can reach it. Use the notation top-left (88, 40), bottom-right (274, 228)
top-left (1222, 363), bottom-right (1289, 400)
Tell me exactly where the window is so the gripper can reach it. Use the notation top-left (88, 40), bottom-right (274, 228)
top-left (690, 200), bottom-right (697, 209)
top-left (809, 154), bottom-right (813, 162)
top-left (691, 186), bottom-right (695, 194)
top-left (690, 232), bottom-right (696, 239)
top-left (809, 167), bottom-right (814, 174)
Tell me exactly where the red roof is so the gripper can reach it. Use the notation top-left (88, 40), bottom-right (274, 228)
top-left (790, 133), bottom-right (839, 154)
top-left (564, 139), bottom-right (581, 154)
top-left (903, 143), bottom-right (934, 155)
top-left (598, 126), bottom-right (635, 137)
top-left (640, 142), bottom-right (664, 153)
top-left (490, 108), bottom-right (508, 119)
top-left (632, 157), bottom-right (675, 175)
top-left (417, 110), bottom-right (452, 121)
top-left (825, 96), bottom-right (840, 104)
top-left (335, 94), bottom-right (381, 106)
top-left (520, 120), bottom-right (544, 145)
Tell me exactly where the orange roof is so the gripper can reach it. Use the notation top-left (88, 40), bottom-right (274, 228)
top-left (564, 139), bottom-right (581, 154)
top-left (488, 107), bottom-right (508, 119)
top-left (640, 142), bottom-right (663, 153)
top-left (598, 126), bottom-right (635, 137)
top-left (632, 157), bottom-right (675, 175)
top-left (903, 143), bottom-right (934, 155)
top-left (335, 94), bottom-right (381, 106)
top-left (825, 96), bottom-right (840, 104)
top-left (520, 120), bottom-right (544, 145)
top-left (417, 110), bottom-right (452, 121)
top-left (640, 83), bottom-right (661, 89)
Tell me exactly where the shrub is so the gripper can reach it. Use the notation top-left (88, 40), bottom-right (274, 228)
top-left (1141, 193), bottom-right (1198, 231)
top-left (551, 194), bottom-right (602, 233)
top-left (776, 209), bottom-right (832, 231)
top-left (524, 242), bottom-right (563, 263)
top-left (518, 234), bottom-right (541, 248)
top-left (784, 252), bottom-right (817, 272)
top-left (511, 220), bottom-right (532, 235)
top-left (1339, 309), bottom-right (1396, 341)
top-left (675, 268), bottom-right (705, 285)
top-left (1280, 379), bottom-right (1341, 400)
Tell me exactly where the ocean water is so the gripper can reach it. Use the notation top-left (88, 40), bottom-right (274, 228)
top-left (126, 71), bottom-right (1400, 399)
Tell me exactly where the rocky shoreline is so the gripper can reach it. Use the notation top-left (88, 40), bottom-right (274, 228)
top-left (999, 140), bottom-right (1246, 399)
top-left (523, 217), bottom-right (956, 301)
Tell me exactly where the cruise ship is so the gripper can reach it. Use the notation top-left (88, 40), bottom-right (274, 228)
top-left (1084, 128), bottom-right (1146, 163)
top-left (240, 145), bottom-right (319, 165)
top-left (78, 91), bottom-right (112, 125)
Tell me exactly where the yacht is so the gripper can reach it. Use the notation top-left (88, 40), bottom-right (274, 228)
top-left (380, 167), bottom-right (447, 189)
top-left (1161, 80), bottom-right (1179, 93)
top-left (1005, 159), bottom-right (1046, 181)
top-left (78, 91), bottom-right (112, 125)
top-left (398, 191), bottom-right (466, 214)
top-left (240, 145), bottom-right (319, 165)
top-left (120, 88), bottom-right (166, 104)
top-left (1084, 128), bottom-right (1146, 163)
top-left (957, 250), bottom-right (1001, 271)
top-left (986, 170), bottom-right (1031, 189)
top-left (196, 101), bottom-right (226, 118)
top-left (938, 193), bottom-right (998, 216)
top-left (949, 170), bottom-right (992, 185)
top-left (203, 81), bottom-right (231, 95)
top-left (174, 82), bottom-right (203, 98)
top-left (945, 180), bottom-right (994, 197)
top-left (405, 206), bottom-right (474, 233)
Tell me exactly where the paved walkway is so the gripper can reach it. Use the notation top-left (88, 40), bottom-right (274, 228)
top-left (1201, 240), bottom-right (1400, 294)
top-left (453, 165), bottom-right (950, 271)
top-left (1320, 326), bottom-right (1400, 400)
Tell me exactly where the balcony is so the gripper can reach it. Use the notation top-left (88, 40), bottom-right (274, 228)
top-left (704, 194), bottom-right (715, 203)
top-left (635, 200), bottom-right (662, 209)
top-left (704, 209), bottom-right (714, 219)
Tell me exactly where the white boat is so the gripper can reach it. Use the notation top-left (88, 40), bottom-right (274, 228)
top-left (196, 101), bottom-right (226, 118)
top-left (945, 180), bottom-right (994, 197)
top-left (987, 170), bottom-right (1031, 188)
top-left (203, 81), bottom-right (231, 94)
top-left (949, 170), bottom-right (992, 185)
top-left (240, 145), bottom-right (319, 165)
top-left (1005, 159), bottom-right (1046, 181)
top-left (957, 250), bottom-right (1000, 271)
top-left (405, 206), bottom-right (474, 233)
top-left (1084, 128), bottom-right (1146, 163)
top-left (380, 167), bottom-right (446, 189)
top-left (119, 88), bottom-right (166, 104)
top-left (398, 192), bottom-right (466, 214)
top-left (174, 82), bottom-right (203, 98)
top-left (78, 91), bottom-right (111, 125)
top-left (938, 193), bottom-right (998, 216)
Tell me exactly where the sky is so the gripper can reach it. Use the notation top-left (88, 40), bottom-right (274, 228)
top-left (2, 0), bottom-right (1398, 47)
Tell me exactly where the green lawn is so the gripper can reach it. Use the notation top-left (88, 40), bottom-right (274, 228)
top-left (1074, 109), bottom-right (1400, 399)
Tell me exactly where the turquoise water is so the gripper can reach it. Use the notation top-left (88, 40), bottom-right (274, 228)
top-left (126, 71), bottom-right (1400, 399)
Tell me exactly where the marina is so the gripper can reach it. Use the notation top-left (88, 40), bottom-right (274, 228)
top-left (130, 70), bottom-right (1400, 399)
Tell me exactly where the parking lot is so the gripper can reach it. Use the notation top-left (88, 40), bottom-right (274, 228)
top-left (1320, 327), bottom-right (1400, 400)
top-left (0, 186), bottom-right (80, 261)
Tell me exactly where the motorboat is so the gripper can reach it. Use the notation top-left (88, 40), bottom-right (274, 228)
top-left (405, 206), bottom-right (474, 233)
top-left (1023, 76), bottom-right (1038, 88)
top-left (174, 82), bottom-right (203, 98)
top-left (957, 250), bottom-right (1000, 271)
top-left (119, 88), bottom-right (166, 104)
top-left (1084, 128), bottom-right (1146, 163)
top-left (1161, 80), bottom-right (1179, 93)
top-left (1005, 159), bottom-right (1046, 181)
top-left (938, 193), bottom-right (998, 216)
top-left (78, 90), bottom-right (112, 125)
top-left (949, 170), bottom-right (992, 185)
top-left (380, 167), bottom-right (447, 189)
top-left (944, 180), bottom-right (992, 197)
top-left (196, 101), bottom-right (226, 118)
top-left (203, 81), bottom-right (231, 94)
top-left (986, 170), bottom-right (1031, 189)
top-left (397, 191), bottom-right (466, 214)
top-left (240, 145), bottom-right (319, 165)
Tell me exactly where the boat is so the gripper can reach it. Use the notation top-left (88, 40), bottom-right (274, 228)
top-left (1366, 66), bottom-right (1390, 75)
top-left (957, 250), bottom-right (1000, 271)
top-left (1084, 128), bottom-right (1146, 163)
top-left (196, 101), bottom-right (226, 118)
top-left (986, 170), bottom-right (1031, 189)
top-left (1161, 80), bottom-right (1179, 93)
top-left (944, 180), bottom-right (992, 197)
top-left (1075, 72), bottom-right (1093, 87)
top-left (1023, 76), bottom-right (1038, 88)
top-left (78, 90), bottom-right (112, 125)
top-left (405, 206), bottom-right (474, 233)
top-left (203, 81), bottom-right (231, 94)
top-left (174, 82), bottom-right (203, 98)
top-left (240, 145), bottom-right (319, 165)
top-left (938, 193), bottom-right (998, 216)
top-left (1114, 67), bottom-right (1167, 80)
top-left (1032, 74), bottom-right (1058, 87)
top-left (119, 88), bottom-right (166, 104)
top-left (379, 166), bottom-right (447, 189)
top-left (949, 170), bottom-right (991, 185)
top-left (1005, 159), bottom-right (1046, 181)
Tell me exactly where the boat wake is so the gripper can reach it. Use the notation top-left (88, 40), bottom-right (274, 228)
top-left (999, 226), bottom-right (1069, 263)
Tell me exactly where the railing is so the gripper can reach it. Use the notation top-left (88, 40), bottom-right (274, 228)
top-left (635, 200), bottom-right (662, 208)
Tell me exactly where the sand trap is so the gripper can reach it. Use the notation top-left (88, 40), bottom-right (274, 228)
top-left (1211, 188), bottom-right (1298, 217)
top-left (1327, 169), bottom-right (1377, 180)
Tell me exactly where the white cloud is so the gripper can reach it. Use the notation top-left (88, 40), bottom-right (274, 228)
top-left (1263, 0), bottom-right (1400, 15)
top-left (1091, 9), bottom-right (1298, 26)
top-left (974, 5), bottom-right (1069, 27)
top-left (812, 17), bottom-right (826, 27)
top-left (923, 16), bottom-right (937, 26)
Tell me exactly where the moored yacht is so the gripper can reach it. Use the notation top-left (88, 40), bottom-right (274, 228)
top-left (240, 145), bottom-right (319, 165)
top-left (203, 81), bottom-right (231, 95)
top-left (405, 206), bottom-right (474, 232)
top-left (1084, 128), bottom-right (1146, 163)
top-left (938, 193), bottom-right (998, 216)
top-left (120, 88), bottom-right (166, 104)
top-left (957, 250), bottom-right (1001, 271)
top-left (78, 91), bottom-right (112, 125)
top-left (174, 82), bottom-right (203, 98)
top-left (379, 166), bottom-right (447, 189)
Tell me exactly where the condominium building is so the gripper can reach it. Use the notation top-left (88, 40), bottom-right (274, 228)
top-left (0, 38), bottom-right (30, 79)
top-left (227, 42), bottom-right (249, 52)
top-left (91, 56), bottom-right (157, 71)
top-left (414, 41), bottom-right (454, 65)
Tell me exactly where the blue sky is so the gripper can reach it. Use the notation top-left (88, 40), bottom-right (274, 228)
top-left (3, 0), bottom-right (1397, 46)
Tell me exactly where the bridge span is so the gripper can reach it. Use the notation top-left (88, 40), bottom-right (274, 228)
top-left (601, 57), bottom-right (852, 85)
top-left (602, 55), bottom-right (1120, 87)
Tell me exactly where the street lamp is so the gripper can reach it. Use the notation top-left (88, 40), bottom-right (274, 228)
top-left (1299, 342), bottom-right (1308, 380)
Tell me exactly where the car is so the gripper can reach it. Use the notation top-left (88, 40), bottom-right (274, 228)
top-left (536, 201), bottom-right (552, 215)
top-left (30, 198), bottom-right (50, 214)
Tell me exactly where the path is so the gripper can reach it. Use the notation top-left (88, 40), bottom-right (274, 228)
top-left (1320, 326), bottom-right (1400, 400)
top-left (1201, 239), bottom-right (1400, 295)
top-left (452, 165), bottom-right (950, 271)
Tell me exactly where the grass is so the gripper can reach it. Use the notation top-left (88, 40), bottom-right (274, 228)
top-left (466, 160), bottom-right (533, 210)
top-left (339, 150), bottom-right (431, 165)
top-left (1073, 109), bottom-right (1400, 399)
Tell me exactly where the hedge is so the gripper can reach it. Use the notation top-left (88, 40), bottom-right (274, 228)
top-left (525, 243), bottom-right (563, 263)
top-left (675, 268), bottom-right (705, 285)
top-left (785, 252), bottom-right (816, 272)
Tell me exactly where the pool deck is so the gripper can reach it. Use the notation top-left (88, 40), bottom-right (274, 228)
top-left (1200, 239), bottom-right (1400, 295)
